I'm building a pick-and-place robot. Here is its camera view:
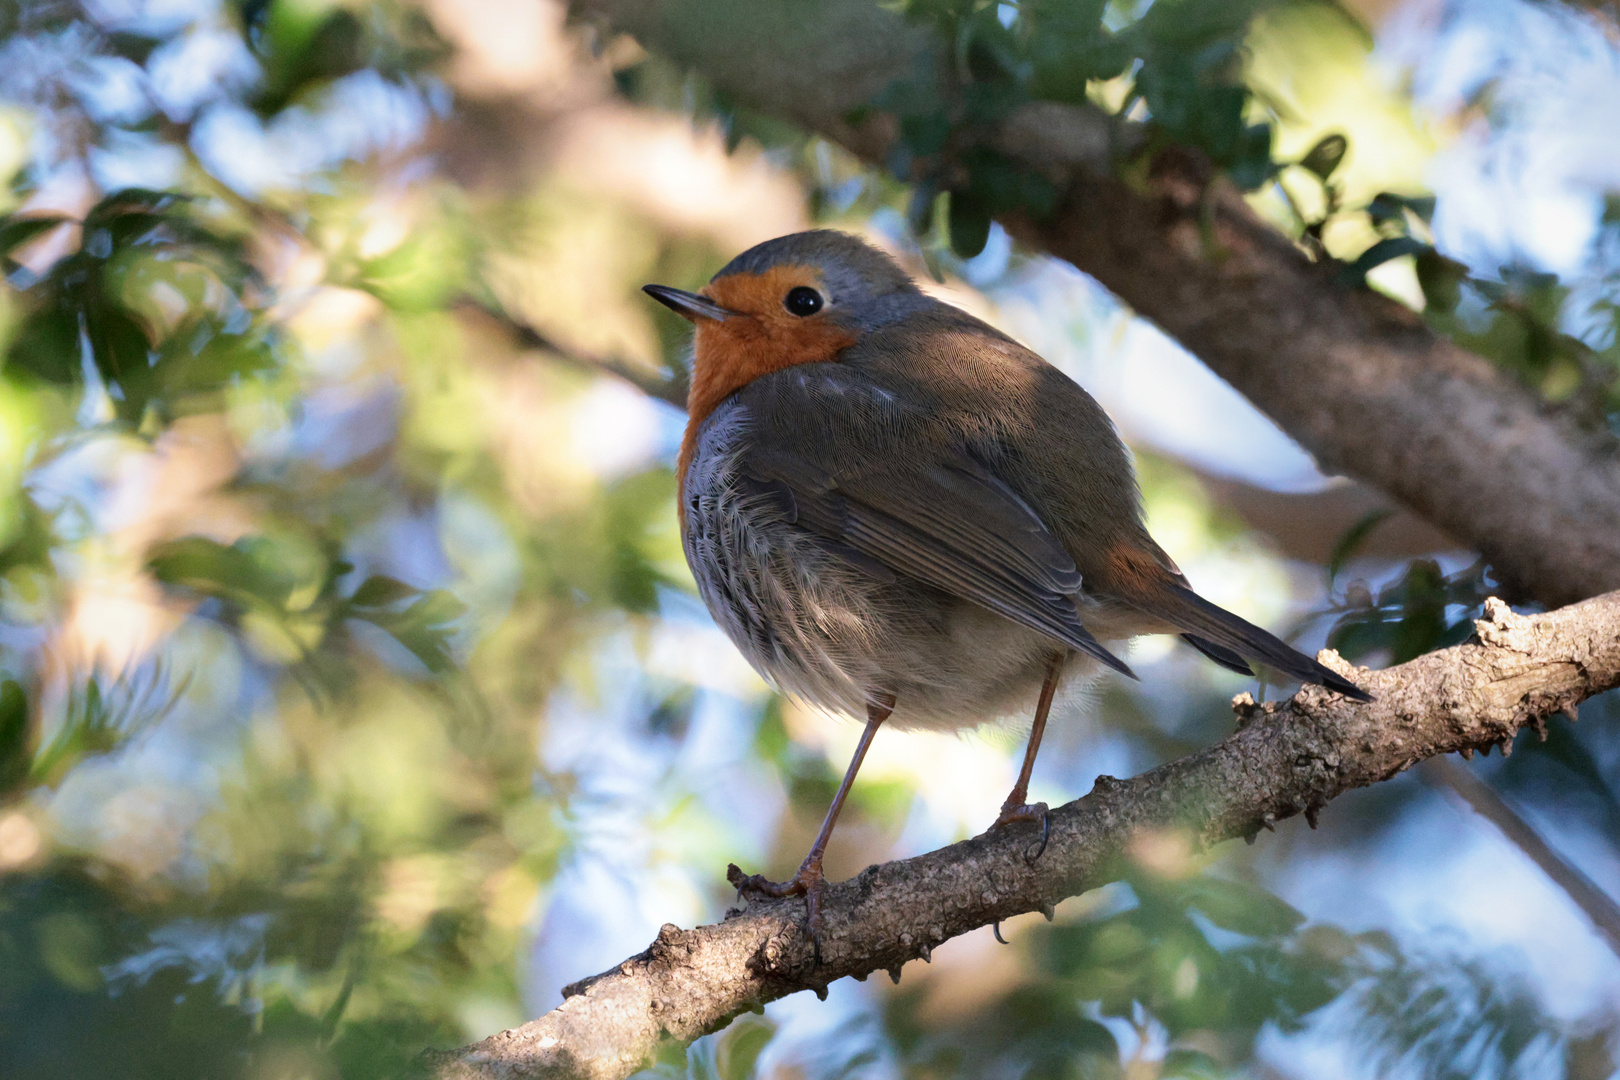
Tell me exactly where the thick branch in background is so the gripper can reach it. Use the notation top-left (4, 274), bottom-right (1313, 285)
top-left (427, 590), bottom-right (1620, 1080)
top-left (572, 0), bottom-right (1620, 610)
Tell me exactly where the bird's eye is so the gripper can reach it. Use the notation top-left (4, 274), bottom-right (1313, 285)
top-left (784, 286), bottom-right (824, 317)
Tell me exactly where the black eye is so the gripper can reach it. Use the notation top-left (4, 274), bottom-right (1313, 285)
top-left (784, 286), bottom-right (823, 317)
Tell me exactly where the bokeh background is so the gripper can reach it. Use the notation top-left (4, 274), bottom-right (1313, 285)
top-left (1, 0), bottom-right (1619, 1077)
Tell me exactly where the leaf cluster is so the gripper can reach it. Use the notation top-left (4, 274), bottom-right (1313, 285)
top-left (236, 0), bottom-right (449, 116)
top-left (865, 868), bottom-right (1581, 1080)
top-left (3, 191), bottom-right (277, 429)
top-left (1301, 181), bottom-right (1620, 428)
top-left (1323, 557), bottom-right (1496, 667)
top-left (149, 535), bottom-right (467, 681)
top-left (875, 0), bottom-right (1278, 256)
top-left (1346, 940), bottom-right (1604, 1080)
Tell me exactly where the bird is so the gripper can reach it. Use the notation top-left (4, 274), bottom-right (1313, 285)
top-left (643, 229), bottom-right (1369, 941)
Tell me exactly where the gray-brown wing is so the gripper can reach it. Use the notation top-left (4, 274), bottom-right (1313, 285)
top-left (739, 446), bottom-right (1136, 678)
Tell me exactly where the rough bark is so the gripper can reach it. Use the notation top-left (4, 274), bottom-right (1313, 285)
top-left (426, 590), bottom-right (1620, 1080)
top-left (572, 0), bottom-right (1620, 609)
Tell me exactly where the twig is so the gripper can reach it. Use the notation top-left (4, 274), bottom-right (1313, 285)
top-left (426, 591), bottom-right (1620, 1080)
top-left (1423, 755), bottom-right (1620, 957)
top-left (454, 298), bottom-right (689, 410)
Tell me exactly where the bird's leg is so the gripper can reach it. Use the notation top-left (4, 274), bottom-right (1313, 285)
top-left (730, 693), bottom-right (895, 944)
top-left (992, 651), bottom-right (1068, 859)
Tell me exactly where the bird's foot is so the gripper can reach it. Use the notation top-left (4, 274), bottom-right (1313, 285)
top-left (727, 857), bottom-right (828, 958)
top-left (991, 800), bottom-right (1051, 863)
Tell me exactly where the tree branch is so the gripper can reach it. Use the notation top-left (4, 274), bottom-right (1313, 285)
top-left (571, 0), bottom-right (1620, 610)
top-left (1421, 755), bottom-right (1620, 956)
top-left (453, 298), bottom-right (690, 410)
top-left (422, 7), bottom-right (1620, 1076)
top-left (427, 590), bottom-right (1620, 1080)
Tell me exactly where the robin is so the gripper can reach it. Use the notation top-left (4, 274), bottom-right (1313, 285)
top-left (644, 230), bottom-right (1368, 939)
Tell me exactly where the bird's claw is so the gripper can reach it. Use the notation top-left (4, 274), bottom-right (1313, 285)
top-left (727, 863), bottom-right (809, 899)
top-left (726, 858), bottom-right (828, 961)
top-left (992, 801), bottom-right (1051, 863)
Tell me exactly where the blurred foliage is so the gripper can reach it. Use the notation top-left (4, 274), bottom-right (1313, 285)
top-left (1345, 940), bottom-right (1600, 1080)
top-left (1302, 182), bottom-right (1620, 427)
top-left (0, 0), bottom-right (1614, 1079)
top-left (1321, 555), bottom-right (1496, 668)
top-left (869, 0), bottom-right (1620, 433)
top-left (875, 0), bottom-right (1279, 256)
top-left (6, 189), bottom-right (276, 427)
top-left (0, 0), bottom-right (656, 1073)
top-left (878, 871), bottom-right (1589, 1080)
top-left (149, 536), bottom-right (468, 682)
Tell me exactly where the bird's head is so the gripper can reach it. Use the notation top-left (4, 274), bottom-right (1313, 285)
top-left (644, 230), bottom-right (925, 426)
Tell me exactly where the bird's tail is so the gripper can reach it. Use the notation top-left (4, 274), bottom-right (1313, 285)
top-left (1101, 545), bottom-right (1372, 702)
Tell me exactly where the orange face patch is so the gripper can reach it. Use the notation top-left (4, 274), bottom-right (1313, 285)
top-left (678, 264), bottom-right (857, 495)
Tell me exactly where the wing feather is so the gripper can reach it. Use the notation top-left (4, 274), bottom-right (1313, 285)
top-left (739, 448), bottom-right (1135, 678)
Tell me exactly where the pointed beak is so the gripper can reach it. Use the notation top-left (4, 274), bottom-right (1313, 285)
top-left (642, 284), bottom-right (737, 322)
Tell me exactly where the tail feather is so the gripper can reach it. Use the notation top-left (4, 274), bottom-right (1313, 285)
top-left (1181, 633), bottom-right (1255, 677)
top-left (1138, 581), bottom-right (1371, 702)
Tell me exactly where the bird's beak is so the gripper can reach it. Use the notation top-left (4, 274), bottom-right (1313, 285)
top-left (642, 284), bottom-right (737, 322)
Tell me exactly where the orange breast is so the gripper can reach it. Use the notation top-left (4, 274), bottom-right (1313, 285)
top-left (676, 266), bottom-right (857, 518)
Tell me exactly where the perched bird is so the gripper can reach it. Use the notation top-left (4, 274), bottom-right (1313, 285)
top-left (644, 230), bottom-right (1368, 937)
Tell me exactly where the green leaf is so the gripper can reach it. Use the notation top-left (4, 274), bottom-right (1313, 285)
top-left (1299, 133), bottom-right (1348, 180)
top-left (0, 680), bottom-right (30, 798)
top-left (29, 671), bottom-right (186, 786)
top-left (898, 111), bottom-right (953, 158)
top-left (947, 188), bottom-right (992, 258)
top-left (347, 575), bottom-right (420, 609)
top-left (1366, 191), bottom-right (1436, 226)
top-left (1337, 236), bottom-right (1430, 288)
top-left (82, 188), bottom-right (184, 227)
top-left (6, 308), bottom-right (80, 384)
top-left (152, 319), bottom-right (277, 406)
top-left (1415, 248), bottom-right (1469, 316)
top-left (1228, 122), bottom-right (1275, 191)
top-left (148, 536), bottom-right (296, 611)
top-left (405, 590), bottom-right (467, 626)
top-left (249, 4), bottom-right (367, 116)
top-left (1326, 508), bottom-right (1394, 587)
top-left (1183, 878), bottom-right (1305, 938)
top-left (86, 306), bottom-right (157, 418)
top-left (716, 1015), bottom-right (775, 1080)
top-left (349, 589), bottom-right (467, 675)
top-left (0, 216), bottom-right (69, 261)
